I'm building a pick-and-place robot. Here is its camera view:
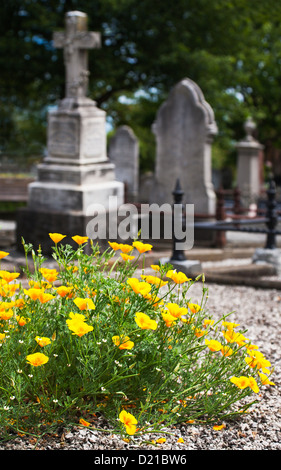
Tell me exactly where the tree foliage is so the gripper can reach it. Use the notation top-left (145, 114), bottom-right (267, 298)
top-left (1, 0), bottom-right (281, 175)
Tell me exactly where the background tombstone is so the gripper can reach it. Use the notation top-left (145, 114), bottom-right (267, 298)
top-left (16, 11), bottom-right (124, 254)
top-left (236, 117), bottom-right (264, 203)
top-left (150, 78), bottom-right (218, 216)
top-left (108, 125), bottom-right (139, 202)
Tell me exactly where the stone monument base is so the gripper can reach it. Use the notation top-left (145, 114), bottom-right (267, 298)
top-left (16, 206), bottom-right (122, 256)
top-left (252, 248), bottom-right (281, 275)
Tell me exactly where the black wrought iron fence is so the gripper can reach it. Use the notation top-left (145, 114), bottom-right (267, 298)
top-left (171, 177), bottom-right (281, 261)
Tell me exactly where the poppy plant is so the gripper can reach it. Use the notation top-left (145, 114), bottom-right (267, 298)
top-left (132, 241), bottom-right (152, 253)
top-left (35, 336), bottom-right (52, 347)
top-left (230, 376), bottom-right (259, 393)
top-left (166, 270), bottom-right (191, 284)
top-left (73, 297), bottom-right (96, 311)
top-left (72, 235), bottom-right (89, 245)
top-left (112, 335), bottom-right (134, 350)
top-left (165, 302), bottom-right (188, 318)
top-left (0, 251), bottom-right (9, 260)
top-left (49, 233), bottom-right (66, 244)
top-left (26, 352), bottom-right (49, 367)
top-left (135, 311), bottom-right (157, 330)
top-left (205, 339), bottom-right (222, 352)
top-left (119, 409), bottom-right (138, 435)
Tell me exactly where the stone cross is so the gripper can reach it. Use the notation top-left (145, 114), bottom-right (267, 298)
top-left (53, 11), bottom-right (101, 100)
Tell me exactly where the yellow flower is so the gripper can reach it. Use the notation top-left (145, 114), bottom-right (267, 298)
top-left (213, 424), bottom-right (226, 431)
top-left (14, 298), bottom-right (25, 308)
top-left (40, 268), bottom-right (59, 283)
top-left (161, 310), bottom-right (177, 327)
top-left (132, 241), bottom-right (153, 253)
top-left (49, 233), bottom-right (66, 244)
top-left (248, 377), bottom-right (260, 393)
top-left (0, 282), bottom-right (20, 297)
top-left (119, 244), bottom-right (133, 253)
top-left (135, 311), bottom-right (157, 330)
top-left (112, 335), bottom-right (134, 350)
top-left (151, 264), bottom-right (160, 272)
top-left (220, 345), bottom-right (234, 357)
top-left (73, 297), bottom-right (96, 311)
top-left (140, 275), bottom-right (168, 287)
top-left (72, 235), bottom-right (89, 245)
top-left (66, 315), bottom-right (93, 337)
top-left (230, 376), bottom-right (250, 390)
top-left (127, 278), bottom-right (151, 296)
top-left (0, 251), bottom-right (9, 260)
top-left (177, 437), bottom-right (184, 443)
top-left (119, 410), bottom-right (138, 435)
top-left (79, 418), bottom-right (91, 427)
top-left (16, 315), bottom-right (29, 326)
top-left (222, 329), bottom-right (248, 346)
top-left (145, 294), bottom-right (164, 307)
top-left (0, 309), bottom-right (13, 321)
top-left (0, 333), bottom-right (6, 341)
top-left (68, 312), bottom-right (87, 322)
top-left (0, 270), bottom-right (20, 283)
top-left (205, 338), bottom-right (222, 352)
top-left (108, 241), bottom-right (122, 251)
top-left (26, 352), bottom-right (49, 367)
top-left (203, 319), bottom-right (214, 328)
top-left (246, 343), bottom-right (259, 351)
top-left (258, 372), bottom-right (275, 386)
top-left (194, 327), bottom-right (207, 338)
top-left (222, 321), bottom-right (240, 330)
top-left (120, 253), bottom-right (135, 261)
top-left (245, 350), bottom-right (271, 373)
top-left (165, 302), bottom-right (188, 318)
top-left (35, 336), bottom-right (52, 347)
top-left (166, 270), bottom-right (190, 284)
top-left (230, 376), bottom-right (259, 393)
top-left (156, 438), bottom-right (166, 444)
top-left (188, 302), bottom-right (201, 313)
top-left (38, 293), bottom-right (55, 304)
top-left (56, 285), bottom-right (73, 298)
top-left (24, 287), bottom-right (45, 300)
top-left (0, 301), bottom-right (14, 311)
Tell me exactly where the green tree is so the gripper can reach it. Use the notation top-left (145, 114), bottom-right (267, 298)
top-left (1, 0), bottom-right (281, 177)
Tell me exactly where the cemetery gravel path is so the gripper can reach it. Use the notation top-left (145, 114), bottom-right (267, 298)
top-left (1, 281), bottom-right (280, 451)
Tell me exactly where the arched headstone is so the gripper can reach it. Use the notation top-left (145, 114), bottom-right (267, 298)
top-left (151, 78), bottom-right (217, 215)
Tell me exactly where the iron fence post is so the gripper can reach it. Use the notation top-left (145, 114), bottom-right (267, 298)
top-left (215, 187), bottom-right (226, 248)
top-left (265, 176), bottom-right (278, 249)
top-left (171, 178), bottom-right (186, 261)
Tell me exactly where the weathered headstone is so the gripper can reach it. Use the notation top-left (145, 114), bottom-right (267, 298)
top-left (108, 125), bottom-right (139, 202)
top-left (236, 117), bottom-right (264, 202)
top-left (151, 78), bottom-right (217, 215)
top-left (16, 11), bottom-right (124, 254)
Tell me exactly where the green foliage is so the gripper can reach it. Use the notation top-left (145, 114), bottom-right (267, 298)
top-left (0, 237), bottom-right (274, 439)
top-left (1, 0), bottom-right (281, 172)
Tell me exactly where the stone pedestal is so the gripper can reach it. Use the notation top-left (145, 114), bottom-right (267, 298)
top-left (236, 118), bottom-right (264, 202)
top-left (27, 102), bottom-right (123, 215)
top-left (252, 248), bottom-right (281, 275)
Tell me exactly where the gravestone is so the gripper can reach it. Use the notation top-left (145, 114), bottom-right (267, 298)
top-left (108, 125), bottom-right (139, 202)
top-left (236, 117), bottom-right (264, 202)
top-left (16, 11), bottom-right (123, 254)
top-left (151, 78), bottom-right (217, 215)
